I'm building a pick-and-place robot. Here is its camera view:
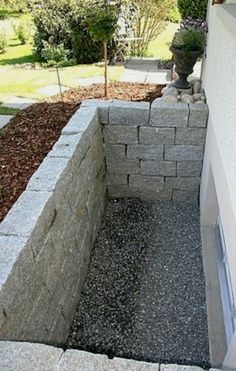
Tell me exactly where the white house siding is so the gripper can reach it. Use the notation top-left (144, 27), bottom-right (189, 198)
top-left (201, 1), bottom-right (236, 369)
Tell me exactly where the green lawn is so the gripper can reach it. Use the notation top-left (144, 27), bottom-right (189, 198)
top-left (148, 22), bottom-right (179, 59)
top-left (0, 17), bottom-right (178, 102)
top-left (0, 106), bottom-right (20, 115)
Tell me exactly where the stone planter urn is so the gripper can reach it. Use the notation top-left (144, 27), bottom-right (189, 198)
top-left (170, 46), bottom-right (203, 89)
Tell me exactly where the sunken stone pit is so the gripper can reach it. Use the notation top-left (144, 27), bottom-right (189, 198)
top-left (0, 99), bottom-right (210, 369)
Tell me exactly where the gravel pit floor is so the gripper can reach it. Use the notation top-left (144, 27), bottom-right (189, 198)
top-left (67, 199), bottom-right (210, 368)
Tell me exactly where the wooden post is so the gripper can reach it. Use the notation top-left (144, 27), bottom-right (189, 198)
top-left (104, 41), bottom-right (108, 98)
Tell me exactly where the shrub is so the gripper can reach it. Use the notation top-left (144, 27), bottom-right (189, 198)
top-left (167, 4), bottom-right (181, 23)
top-left (177, 0), bottom-right (208, 20)
top-left (12, 18), bottom-right (32, 44)
top-left (41, 41), bottom-right (69, 64)
top-left (133, 0), bottom-right (176, 56)
top-left (32, 0), bottom-right (103, 65)
top-left (0, 28), bottom-right (7, 53)
top-left (172, 28), bottom-right (206, 52)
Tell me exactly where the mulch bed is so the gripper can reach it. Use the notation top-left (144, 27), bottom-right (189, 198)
top-left (0, 82), bottom-right (164, 223)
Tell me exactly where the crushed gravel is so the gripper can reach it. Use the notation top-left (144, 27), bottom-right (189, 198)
top-left (67, 199), bottom-right (210, 368)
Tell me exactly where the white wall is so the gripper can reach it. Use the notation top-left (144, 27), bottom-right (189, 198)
top-left (201, 1), bottom-right (236, 369)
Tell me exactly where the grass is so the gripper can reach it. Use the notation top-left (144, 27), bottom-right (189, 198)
top-left (0, 16), bottom-right (178, 101)
top-left (148, 22), bottom-right (179, 59)
top-left (0, 106), bottom-right (20, 115)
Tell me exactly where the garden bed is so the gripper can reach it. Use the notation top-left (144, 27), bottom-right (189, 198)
top-left (0, 82), bottom-right (163, 223)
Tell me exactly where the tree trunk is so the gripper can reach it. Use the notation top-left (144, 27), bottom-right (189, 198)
top-left (104, 42), bottom-right (108, 98)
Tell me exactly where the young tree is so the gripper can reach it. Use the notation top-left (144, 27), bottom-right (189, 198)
top-left (133, 0), bottom-right (176, 56)
top-left (87, 0), bottom-right (119, 98)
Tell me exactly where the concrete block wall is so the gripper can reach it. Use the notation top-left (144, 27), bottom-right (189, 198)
top-left (0, 106), bottom-right (106, 344)
top-left (102, 99), bottom-right (208, 203)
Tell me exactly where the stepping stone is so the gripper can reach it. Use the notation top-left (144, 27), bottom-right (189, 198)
top-left (75, 76), bottom-right (106, 86)
top-left (146, 70), bottom-right (172, 84)
top-left (37, 85), bottom-right (69, 97)
top-left (0, 115), bottom-right (14, 129)
top-left (120, 69), bottom-right (148, 83)
top-left (2, 97), bottom-right (37, 110)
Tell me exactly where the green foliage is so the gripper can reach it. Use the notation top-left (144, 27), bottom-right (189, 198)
top-left (12, 18), bottom-right (32, 44)
top-left (172, 28), bottom-right (206, 51)
top-left (0, 0), bottom-right (28, 13)
top-left (41, 41), bottom-right (69, 65)
top-left (167, 3), bottom-right (181, 23)
top-left (177, 0), bottom-right (208, 20)
top-left (87, 3), bottom-right (118, 43)
top-left (32, 0), bottom-right (103, 64)
top-left (0, 29), bottom-right (7, 53)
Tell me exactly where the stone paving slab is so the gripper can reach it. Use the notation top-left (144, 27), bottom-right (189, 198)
top-left (37, 84), bottom-right (69, 97)
top-left (1, 97), bottom-right (37, 110)
top-left (0, 115), bottom-right (14, 129)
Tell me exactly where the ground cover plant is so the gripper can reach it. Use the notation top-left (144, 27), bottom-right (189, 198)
top-left (0, 83), bottom-right (164, 223)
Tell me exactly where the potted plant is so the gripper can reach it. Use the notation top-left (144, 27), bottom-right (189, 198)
top-left (170, 18), bottom-right (208, 89)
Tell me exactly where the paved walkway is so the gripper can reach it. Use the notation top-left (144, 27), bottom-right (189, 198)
top-left (68, 199), bottom-right (210, 368)
top-left (120, 58), bottom-right (172, 84)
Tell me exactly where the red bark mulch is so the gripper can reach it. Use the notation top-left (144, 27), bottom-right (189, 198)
top-left (0, 82), bottom-right (164, 223)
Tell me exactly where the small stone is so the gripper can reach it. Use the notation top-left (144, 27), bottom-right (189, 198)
top-left (161, 86), bottom-right (169, 95)
top-left (163, 87), bottom-right (178, 97)
top-left (177, 95), bottom-right (181, 101)
top-left (193, 93), bottom-right (202, 101)
top-left (163, 96), bottom-right (178, 103)
top-left (181, 94), bottom-right (194, 104)
top-left (201, 95), bottom-right (206, 102)
top-left (195, 100), bottom-right (205, 105)
top-left (193, 80), bottom-right (201, 94)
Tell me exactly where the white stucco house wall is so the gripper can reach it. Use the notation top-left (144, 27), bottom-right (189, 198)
top-left (200, 0), bottom-right (236, 369)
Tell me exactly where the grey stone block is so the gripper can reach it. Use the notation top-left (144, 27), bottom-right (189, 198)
top-left (160, 365), bottom-right (204, 371)
top-left (80, 99), bottom-right (112, 124)
top-left (62, 106), bottom-right (99, 135)
top-left (109, 100), bottom-right (150, 126)
top-left (175, 128), bottom-right (206, 145)
top-left (47, 133), bottom-right (83, 158)
top-left (165, 177), bottom-right (200, 191)
top-left (127, 145), bottom-right (163, 160)
top-left (130, 175), bottom-right (164, 192)
top-left (139, 127), bottom-right (175, 144)
top-left (0, 236), bottom-right (27, 292)
top-left (108, 185), bottom-right (140, 198)
top-left (165, 145), bottom-right (204, 161)
top-left (150, 98), bottom-right (189, 127)
top-left (141, 161), bottom-right (176, 176)
top-left (177, 161), bottom-right (202, 177)
top-left (140, 189), bottom-right (172, 201)
top-left (172, 190), bottom-right (199, 203)
top-left (106, 173), bottom-right (128, 186)
top-left (105, 144), bottom-right (126, 159)
top-left (188, 104), bottom-right (209, 128)
top-left (104, 125), bottom-right (138, 144)
top-left (0, 341), bottom-right (63, 371)
top-left (106, 158), bottom-right (140, 175)
top-left (112, 357), bottom-right (159, 370)
top-left (27, 157), bottom-right (70, 191)
top-left (0, 190), bottom-right (53, 238)
top-left (59, 349), bottom-right (109, 371)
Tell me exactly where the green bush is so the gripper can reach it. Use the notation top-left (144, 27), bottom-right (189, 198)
top-left (33, 0), bottom-right (103, 64)
top-left (0, 28), bottom-right (7, 53)
top-left (172, 28), bottom-right (206, 51)
top-left (167, 4), bottom-right (181, 23)
top-left (41, 41), bottom-right (69, 64)
top-left (177, 0), bottom-right (208, 20)
top-left (12, 18), bottom-right (32, 44)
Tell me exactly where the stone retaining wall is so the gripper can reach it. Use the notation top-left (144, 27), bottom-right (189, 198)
top-left (0, 98), bottom-right (208, 345)
top-left (101, 99), bottom-right (208, 203)
top-left (0, 106), bottom-right (106, 344)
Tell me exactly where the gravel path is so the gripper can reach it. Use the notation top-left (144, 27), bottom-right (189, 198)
top-left (67, 199), bottom-right (210, 368)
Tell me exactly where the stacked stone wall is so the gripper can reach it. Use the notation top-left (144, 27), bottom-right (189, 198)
top-left (0, 106), bottom-right (106, 344)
